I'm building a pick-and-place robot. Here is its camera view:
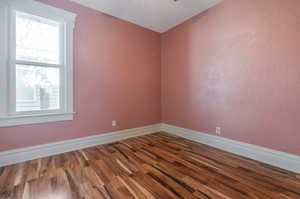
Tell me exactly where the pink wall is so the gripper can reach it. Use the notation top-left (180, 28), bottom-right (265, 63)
top-left (0, 0), bottom-right (161, 151)
top-left (161, 0), bottom-right (300, 156)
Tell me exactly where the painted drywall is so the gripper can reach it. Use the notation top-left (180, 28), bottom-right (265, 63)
top-left (0, 0), bottom-right (161, 151)
top-left (161, 0), bottom-right (300, 156)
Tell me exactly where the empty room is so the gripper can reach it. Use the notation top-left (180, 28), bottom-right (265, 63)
top-left (0, 0), bottom-right (300, 198)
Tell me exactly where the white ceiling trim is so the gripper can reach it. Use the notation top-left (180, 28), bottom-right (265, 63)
top-left (70, 0), bottom-right (223, 33)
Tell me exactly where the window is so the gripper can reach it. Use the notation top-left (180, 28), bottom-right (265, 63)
top-left (0, 0), bottom-right (76, 127)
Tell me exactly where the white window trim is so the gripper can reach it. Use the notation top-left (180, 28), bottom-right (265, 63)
top-left (0, 0), bottom-right (77, 127)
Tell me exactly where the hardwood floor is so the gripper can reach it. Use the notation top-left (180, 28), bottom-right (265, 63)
top-left (0, 132), bottom-right (300, 199)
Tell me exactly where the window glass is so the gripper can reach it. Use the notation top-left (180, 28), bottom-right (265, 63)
top-left (16, 11), bottom-right (60, 64)
top-left (16, 66), bottom-right (36, 102)
top-left (16, 65), bottom-right (60, 112)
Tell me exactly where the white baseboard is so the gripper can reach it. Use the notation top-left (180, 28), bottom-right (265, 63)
top-left (0, 124), bottom-right (161, 167)
top-left (2, 122), bottom-right (300, 174)
top-left (161, 123), bottom-right (300, 174)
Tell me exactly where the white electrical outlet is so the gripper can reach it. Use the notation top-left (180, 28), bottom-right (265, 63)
top-left (216, 127), bottom-right (221, 135)
top-left (112, 120), bottom-right (117, 127)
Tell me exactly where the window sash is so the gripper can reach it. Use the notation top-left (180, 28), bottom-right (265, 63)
top-left (11, 65), bottom-right (65, 116)
top-left (14, 64), bottom-right (63, 115)
top-left (15, 11), bottom-right (63, 65)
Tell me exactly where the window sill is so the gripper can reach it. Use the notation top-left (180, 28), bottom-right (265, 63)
top-left (0, 112), bottom-right (75, 127)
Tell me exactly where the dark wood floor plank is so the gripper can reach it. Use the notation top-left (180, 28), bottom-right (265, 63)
top-left (0, 132), bottom-right (300, 199)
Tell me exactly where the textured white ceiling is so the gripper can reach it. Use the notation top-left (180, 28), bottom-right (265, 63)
top-left (70, 0), bottom-right (223, 33)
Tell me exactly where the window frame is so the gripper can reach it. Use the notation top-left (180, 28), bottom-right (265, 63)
top-left (0, 0), bottom-right (76, 127)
